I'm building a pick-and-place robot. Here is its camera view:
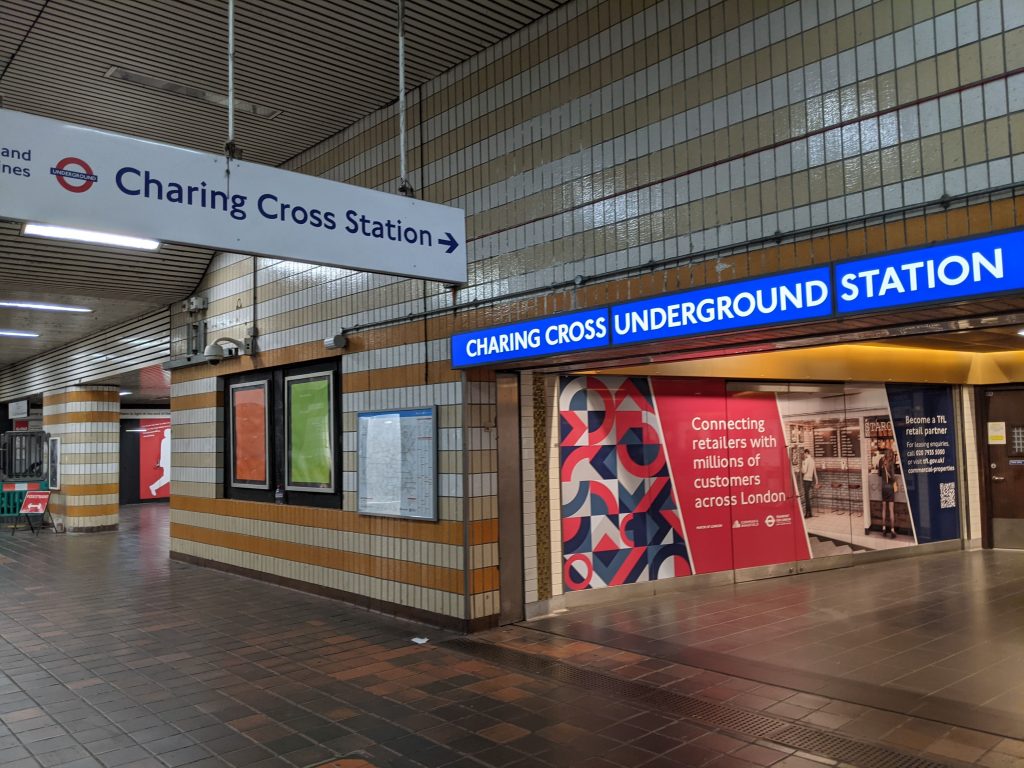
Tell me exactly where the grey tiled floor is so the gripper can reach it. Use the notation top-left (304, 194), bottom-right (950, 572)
top-left (1, 505), bottom-right (1022, 767)
top-left (527, 548), bottom-right (1024, 749)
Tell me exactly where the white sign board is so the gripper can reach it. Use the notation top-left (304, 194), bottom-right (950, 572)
top-left (988, 421), bottom-right (1007, 445)
top-left (0, 109), bottom-right (467, 283)
top-left (7, 400), bottom-right (28, 419)
top-left (357, 408), bottom-right (436, 520)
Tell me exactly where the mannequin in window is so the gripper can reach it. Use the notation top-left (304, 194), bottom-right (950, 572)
top-left (800, 449), bottom-right (818, 518)
top-left (879, 448), bottom-right (898, 538)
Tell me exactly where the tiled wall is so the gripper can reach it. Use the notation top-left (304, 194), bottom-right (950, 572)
top-left (959, 386), bottom-right (984, 547)
top-left (169, 0), bottom-right (1024, 625)
top-left (42, 386), bottom-right (120, 532)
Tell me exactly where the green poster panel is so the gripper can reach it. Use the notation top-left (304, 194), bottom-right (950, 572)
top-left (286, 373), bottom-right (334, 491)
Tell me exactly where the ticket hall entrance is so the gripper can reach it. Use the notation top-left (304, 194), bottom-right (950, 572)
top-left (491, 320), bottom-right (1024, 623)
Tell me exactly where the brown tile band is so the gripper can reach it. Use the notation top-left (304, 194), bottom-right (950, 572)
top-left (170, 522), bottom-right (500, 594)
top-left (52, 502), bottom-right (119, 517)
top-left (172, 495), bottom-right (498, 546)
top-left (43, 412), bottom-right (119, 425)
top-left (171, 392), bottom-right (222, 411)
top-left (43, 390), bottom-right (120, 406)
top-left (58, 484), bottom-right (119, 496)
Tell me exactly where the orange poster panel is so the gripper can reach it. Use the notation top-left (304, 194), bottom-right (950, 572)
top-left (233, 385), bottom-right (267, 484)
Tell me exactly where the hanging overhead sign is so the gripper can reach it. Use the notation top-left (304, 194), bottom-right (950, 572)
top-left (0, 109), bottom-right (467, 283)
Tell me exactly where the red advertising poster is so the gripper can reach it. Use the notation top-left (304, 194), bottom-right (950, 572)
top-left (232, 384), bottom-right (268, 485)
top-left (139, 418), bottom-right (171, 499)
top-left (650, 378), bottom-right (735, 573)
top-left (651, 378), bottom-right (809, 572)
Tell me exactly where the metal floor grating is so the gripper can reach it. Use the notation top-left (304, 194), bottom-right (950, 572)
top-left (442, 638), bottom-right (959, 768)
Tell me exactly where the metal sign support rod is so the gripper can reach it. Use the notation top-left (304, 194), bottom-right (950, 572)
top-left (398, 0), bottom-right (412, 195)
top-left (226, 0), bottom-right (236, 158)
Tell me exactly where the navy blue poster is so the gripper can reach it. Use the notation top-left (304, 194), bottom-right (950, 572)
top-left (886, 384), bottom-right (960, 543)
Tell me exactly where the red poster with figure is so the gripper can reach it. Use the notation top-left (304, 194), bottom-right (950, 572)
top-left (139, 418), bottom-right (171, 499)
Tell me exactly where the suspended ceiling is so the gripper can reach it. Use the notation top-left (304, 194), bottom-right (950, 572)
top-left (0, 0), bottom-right (566, 372)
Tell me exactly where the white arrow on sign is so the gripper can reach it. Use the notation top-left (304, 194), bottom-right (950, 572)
top-left (0, 109), bottom-right (467, 283)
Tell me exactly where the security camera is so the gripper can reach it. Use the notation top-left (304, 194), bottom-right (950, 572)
top-left (203, 343), bottom-right (225, 365)
top-left (202, 336), bottom-right (252, 365)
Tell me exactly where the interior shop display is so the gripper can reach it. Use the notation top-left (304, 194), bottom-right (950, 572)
top-left (558, 376), bottom-right (961, 592)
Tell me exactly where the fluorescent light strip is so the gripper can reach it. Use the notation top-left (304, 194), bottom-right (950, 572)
top-left (0, 330), bottom-right (39, 338)
top-left (119, 391), bottom-right (132, 396)
top-left (105, 66), bottom-right (282, 119)
top-left (0, 300), bottom-right (92, 313)
top-left (23, 224), bottom-right (160, 251)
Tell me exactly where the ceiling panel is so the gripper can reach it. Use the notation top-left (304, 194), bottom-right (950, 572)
top-left (0, 0), bottom-right (566, 167)
top-left (0, 220), bottom-right (212, 367)
top-left (0, 0), bottom-right (566, 371)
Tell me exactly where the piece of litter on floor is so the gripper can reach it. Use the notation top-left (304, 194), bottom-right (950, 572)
top-left (411, 637), bottom-right (429, 644)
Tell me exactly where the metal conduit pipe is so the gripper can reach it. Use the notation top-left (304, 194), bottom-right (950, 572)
top-left (339, 182), bottom-right (1024, 338)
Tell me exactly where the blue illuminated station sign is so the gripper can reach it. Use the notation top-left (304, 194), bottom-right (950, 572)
top-left (451, 229), bottom-right (1024, 367)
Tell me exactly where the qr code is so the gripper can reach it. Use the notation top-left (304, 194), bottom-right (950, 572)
top-left (939, 481), bottom-right (956, 509)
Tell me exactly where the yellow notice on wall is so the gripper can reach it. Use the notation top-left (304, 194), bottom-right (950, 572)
top-left (988, 422), bottom-right (1007, 445)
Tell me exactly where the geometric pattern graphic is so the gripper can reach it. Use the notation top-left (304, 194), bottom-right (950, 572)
top-left (559, 376), bottom-right (691, 591)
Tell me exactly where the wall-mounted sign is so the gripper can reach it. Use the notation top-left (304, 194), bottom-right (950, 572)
top-left (452, 228), bottom-right (1024, 367)
top-left (835, 229), bottom-right (1024, 314)
top-left (0, 108), bottom-right (466, 283)
top-left (451, 309), bottom-right (609, 367)
top-left (120, 409), bottom-right (169, 420)
top-left (7, 400), bottom-right (28, 419)
top-left (988, 421), bottom-right (1007, 445)
top-left (357, 408), bottom-right (436, 521)
top-left (612, 267), bottom-right (831, 345)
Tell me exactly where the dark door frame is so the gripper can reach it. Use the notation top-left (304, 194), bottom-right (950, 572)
top-left (496, 372), bottom-right (524, 624)
top-left (976, 384), bottom-right (1024, 549)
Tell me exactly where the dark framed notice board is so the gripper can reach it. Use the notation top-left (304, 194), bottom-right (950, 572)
top-left (357, 407), bottom-right (436, 521)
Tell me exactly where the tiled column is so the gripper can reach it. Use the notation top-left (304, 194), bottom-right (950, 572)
top-left (42, 386), bottom-right (120, 532)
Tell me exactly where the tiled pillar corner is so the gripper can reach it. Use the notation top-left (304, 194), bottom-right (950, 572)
top-left (43, 385), bottom-right (120, 532)
top-left (960, 385), bottom-right (984, 548)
